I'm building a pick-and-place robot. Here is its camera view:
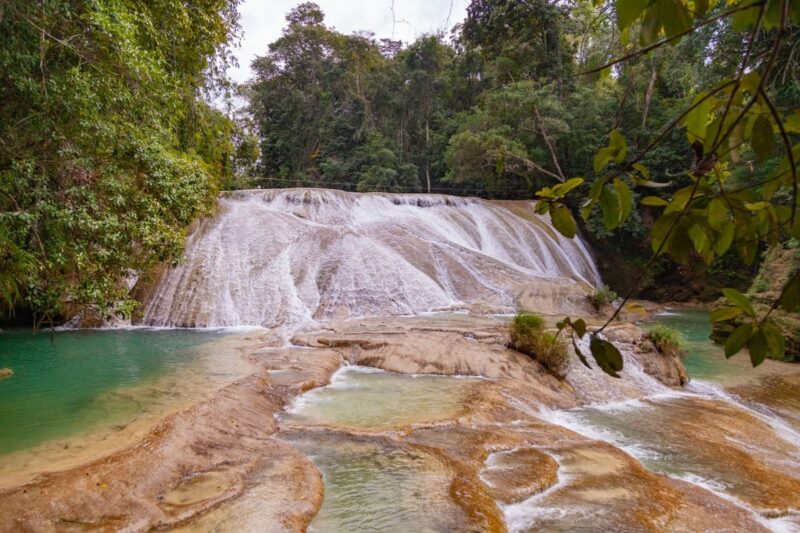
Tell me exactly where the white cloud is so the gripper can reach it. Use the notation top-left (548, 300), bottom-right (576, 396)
top-left (229, 0), bottom-right (469, 83)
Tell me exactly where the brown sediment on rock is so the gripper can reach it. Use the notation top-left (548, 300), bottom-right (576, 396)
top-left (0, 345), bottom-right (341, 532)
top-left (481, 447), bottom-right (560, 504)
top-left (730, 372), bottom-right (800, 431)
top-left (603, 323), bottom-right (689, 386)
top-left (538, 441), bottom-right (770, 532)
top-left (632, 395), bottom-right (800, 512)
top-left (3, 313), bottom-right (794, 532)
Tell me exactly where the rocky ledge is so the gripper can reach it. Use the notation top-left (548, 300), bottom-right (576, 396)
top-left (1, 314), bottom-right (790, 532)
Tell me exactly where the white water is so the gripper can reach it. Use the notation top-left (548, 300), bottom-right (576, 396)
top-left (143, 189), bottom-right (600, 328)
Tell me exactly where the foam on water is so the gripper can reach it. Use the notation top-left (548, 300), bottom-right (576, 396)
top-left (142, 189), bottom-right (600, 328)
top-left (500, 453), bottom-right (576, 533)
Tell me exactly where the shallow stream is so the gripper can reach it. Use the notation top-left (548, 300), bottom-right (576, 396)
top-left (279, 366), bottom-right (483, 532)
top-left (526, 309), bottom-right (800, 532)
top-left (0, 328), bottom-right (254, 486)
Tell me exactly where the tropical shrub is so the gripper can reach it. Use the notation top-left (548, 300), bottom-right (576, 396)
top-left (589, 285), bottom-right (618, 310)
top-left (0, 0), bottom-right (240, 326)
top-left (510, 313), bottom-right (569, 377)
top-left (646, 325), bottom-right (686, 358)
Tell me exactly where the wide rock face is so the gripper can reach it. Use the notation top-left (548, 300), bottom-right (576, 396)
top-left (140, 189), bottom-right (600, 328)
top-left (2, 314), bottom-right (797, 532)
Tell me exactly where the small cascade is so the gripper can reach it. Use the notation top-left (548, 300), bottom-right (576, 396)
top-left (142, 188), bottom-right (601, 328)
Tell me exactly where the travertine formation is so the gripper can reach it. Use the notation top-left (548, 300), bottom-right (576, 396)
top-left (1, 315), bottom-right (794, 532)
top-left (142, 189), bottom-right (600, 328)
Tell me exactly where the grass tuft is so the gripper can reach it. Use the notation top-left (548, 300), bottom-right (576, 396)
top-left (510, 313), bottom-right (569, 378)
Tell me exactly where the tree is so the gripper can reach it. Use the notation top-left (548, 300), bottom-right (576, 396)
top-left (536, 0), bottom-right (800, 373)
top-left (0, 0), bottom-right (240, 326)
top-left (463, 0), bottom-right (574, 85)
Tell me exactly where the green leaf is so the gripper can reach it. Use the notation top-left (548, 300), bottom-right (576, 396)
top-left (745, 201), bottom-right (770, 211)
top-left (707, 198), bottom-right (728, 230)
top-left (590, 336), bottom-right (624, 378)
top-left (725, 323), bottom-right (753, 358)
top-left (594, 148), bottom-right (615, 173)
top-left (535, 187), bottom-right (555, 199)
top-left (609, 129), bottom-right (628, 163)
top-left (534, 201), bottom-right (550, 215)
top-left (600, 185), bottom-right (621, 230)
top-left (732, 4), bottom-right (760, 32)
top-left (684, 93), bottom-right (714, 143)
top-left (665, 185), bottom-right (706, 214)
top-left (747, 326), bottom-right (767, 367)
top-left (779, 271), bottom-right (800, 312)
top-left (640, 6), bottom-right (661, 45)
top-left (710, 307), bottom-right (742, 322)
top-left (587, 179), bottom-right (605, 202)
top-left (553, 177), bottom-right (584, 197)
top-left (792, 0), bottom-right (800, 25)
top-left (722, 288), bottom-right (756, 317)
top-left (572, 319), bottom-right (587, 339)
top-left (752, 115), bottom-right (775, 162)
top-left (688, 224), bottom-right (710, 254)
top-left (614, 178), bottom-right (633, 225)
top-left (641, 196), bottom-right (669, 206)
top-left (785, 112), bottom-right (800, 133)
top-left (593, 130), bottom-right (627, 172)
top-left (714, 223), bottom-right (735, 256)
top-left (764, 0), bottom-right (783, 30)
top-left (616, 0), bottom-right (648, 31)
top-left (695, 0), bottom-right (709, 17)
top-left (651, 212), bottom-right (679, 253)
top-left (632, 162), bottom-right (650, 179)
top-left (549, 203), bottom-right (578, 238)
top-left (761, 323), bottom-right (786, 361)
top-left (661, 0), bottom-right (691, 38)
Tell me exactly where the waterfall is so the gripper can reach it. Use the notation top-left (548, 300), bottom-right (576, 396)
top-left (142, 188), bottom-right (601, 328)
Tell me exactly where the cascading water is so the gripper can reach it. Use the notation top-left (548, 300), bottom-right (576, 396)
top-left (142, 188), bottom-right (601, 328)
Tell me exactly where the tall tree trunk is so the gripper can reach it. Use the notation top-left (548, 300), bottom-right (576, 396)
top-left (425, 118), bottom-right (431, 193)
top-left (641, 68), bottom-right (657, 129)
top-left (533, 105), bottom-right (565, 182)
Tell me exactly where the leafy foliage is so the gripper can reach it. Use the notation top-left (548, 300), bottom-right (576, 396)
top-left (646, 325), bottom-right (687, 357)
top-left (509, 313), bottom-right (569, 377)
top-left (539, 0), bottom-right (800, 370)
top-left (589, 285), bottom-right (619, 310)
top-left (245, 0), bottom-right (799, 371)
top-left (0, 0), bottom-right (240, 325)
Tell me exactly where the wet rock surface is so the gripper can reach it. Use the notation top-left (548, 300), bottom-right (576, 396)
top-left (1, 314), bottom-right (798, 532)
top-left (0, 337), bottom-right (340, 532)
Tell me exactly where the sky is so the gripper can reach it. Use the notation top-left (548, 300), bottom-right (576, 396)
top-left (230, 0), bottom-right (469, 83)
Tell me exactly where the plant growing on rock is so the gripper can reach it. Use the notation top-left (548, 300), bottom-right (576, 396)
top-left (646, 325), bottom-right (686, 358)
top-left (509, 313), bottom-right (569, 378)
top-left (589, 285), bottom-right (618, 310)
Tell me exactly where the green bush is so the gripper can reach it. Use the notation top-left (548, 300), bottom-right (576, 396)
top-left (589, 285), bottom-right (618, 310)
top-left (512, 313), bottom-right (545, 331)
top-left (646, 325), bottom-right (686, 357)
top-left (510, 313), bottom-right (569, 377)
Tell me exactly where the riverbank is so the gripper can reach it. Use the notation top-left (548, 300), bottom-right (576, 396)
top-left (2, 312), bottom-right (798, 531)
